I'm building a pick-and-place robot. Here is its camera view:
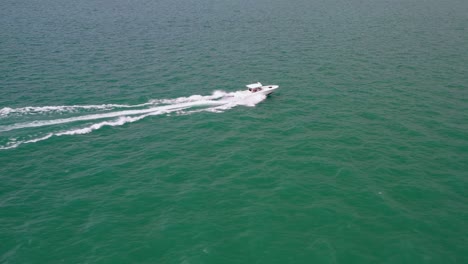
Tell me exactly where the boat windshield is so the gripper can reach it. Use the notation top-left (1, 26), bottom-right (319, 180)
top-left (250, 87), bottom-right (262, 92)
top-left (246, 82), bottom-right (262, 89)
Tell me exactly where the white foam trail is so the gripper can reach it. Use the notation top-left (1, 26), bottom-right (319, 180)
top-left (149, 90), bottom-right (227, 104)
top-left (0, 91), bottom-right (230, 118)
top-left (0, 103), bottom-right (156, 117)
top-left (0, 134), bottom-right (54, 150)
top-left (0, 100), bottom-right (221, 132)
top-left (0, 110), bottom-right (187, 149)
top-left (55, 116), bottom-right (146, 136)
top-left (0, 89), bottom-right (271, 149)
top-left (207, 91), bottom-right (267, 110)
top-left (0, 116), bottom-right (147, 150)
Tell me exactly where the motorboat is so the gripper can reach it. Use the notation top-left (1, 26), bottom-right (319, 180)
top-left (246, 82), bottom-right (279, 96)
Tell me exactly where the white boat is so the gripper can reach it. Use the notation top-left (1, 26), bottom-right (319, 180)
top-left (246, 82), bottom-right (279, 96)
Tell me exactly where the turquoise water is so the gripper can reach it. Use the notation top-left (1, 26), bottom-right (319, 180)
top-left (1, 0), bottom-right (467, 263)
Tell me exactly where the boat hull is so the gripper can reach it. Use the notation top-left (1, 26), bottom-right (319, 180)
top-left (261, 85), bottom-right (279, 95)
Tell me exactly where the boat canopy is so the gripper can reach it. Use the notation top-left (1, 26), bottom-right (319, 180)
top-left (246, 82), bottom-right (262, 89)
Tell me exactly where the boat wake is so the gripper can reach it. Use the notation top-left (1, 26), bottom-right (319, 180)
top-left (0, 90), bottom-right (267, 150)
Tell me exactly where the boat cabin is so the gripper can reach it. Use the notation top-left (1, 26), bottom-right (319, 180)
top-left (246, 82), bottom-right (263, 93)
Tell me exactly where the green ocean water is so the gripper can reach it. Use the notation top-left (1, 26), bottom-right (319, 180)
top-left (1, 0), bottom-right (467, 263)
